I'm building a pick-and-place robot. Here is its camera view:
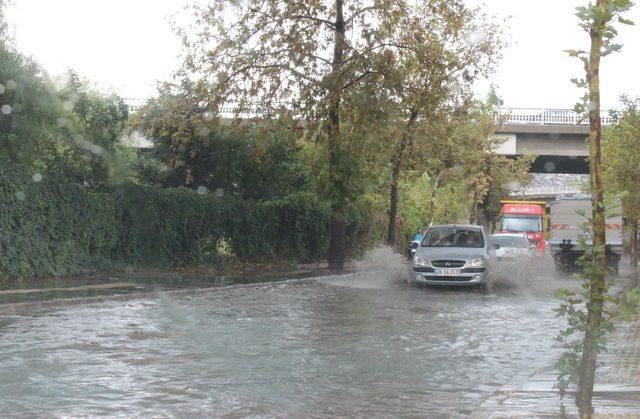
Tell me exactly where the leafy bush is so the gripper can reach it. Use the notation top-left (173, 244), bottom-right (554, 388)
top-left (0, 158), bottom-right (382, 280)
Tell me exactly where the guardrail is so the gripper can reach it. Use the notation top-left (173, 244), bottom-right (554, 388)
top-left (123, 100), bottom-right (618, 127)
top-left (498, 108), bottom-right (616, 126)
top-left (510, 185), bottom-right (584, 196)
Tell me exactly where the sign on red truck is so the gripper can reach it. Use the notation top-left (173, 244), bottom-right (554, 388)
top-left (499, 200), bottom-right (549, 250)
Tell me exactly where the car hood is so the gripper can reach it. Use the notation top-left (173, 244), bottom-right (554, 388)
top-left (416, 246), bottom-right (486, 260)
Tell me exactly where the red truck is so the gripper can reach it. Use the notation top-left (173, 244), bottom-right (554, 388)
top-left (498, 200), bottom-right (549, 250)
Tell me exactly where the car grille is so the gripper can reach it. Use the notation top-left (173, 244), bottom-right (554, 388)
top-left (431, 260), bottom-right (466, 268)
top-left (426, 276), bottom-right (472, 282)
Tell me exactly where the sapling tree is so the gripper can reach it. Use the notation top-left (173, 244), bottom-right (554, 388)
top-left (558, 0), bottom-right (635, 414)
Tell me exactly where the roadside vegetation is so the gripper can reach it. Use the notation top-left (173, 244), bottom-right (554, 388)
top-left (0, 0), bottom-right (532, 281)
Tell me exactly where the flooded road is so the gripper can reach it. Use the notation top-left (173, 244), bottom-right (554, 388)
top-left (0, 270), bottom-right (574, 417)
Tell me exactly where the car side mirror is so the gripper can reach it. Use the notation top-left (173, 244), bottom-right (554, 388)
top-left (491, 244), bottom-right (500, 250)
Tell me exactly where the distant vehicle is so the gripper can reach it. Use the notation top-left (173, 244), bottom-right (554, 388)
top-left (498, 200), bottom-right (549, 251)
top-left (489, 233), bottom-right (534, 264)
top-left (548, 195), bottom-right (623, 274)
top-left (410, 224), bottom-right (491, 286)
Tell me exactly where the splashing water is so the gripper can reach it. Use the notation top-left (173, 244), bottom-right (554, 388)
top-left (487, 254), bottom-right (565, 296)
top-left (320, 246), bottom-right (410, 289)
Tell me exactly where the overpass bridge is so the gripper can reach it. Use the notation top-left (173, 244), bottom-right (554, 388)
top-left (494, 107), bottom-right (615, 175)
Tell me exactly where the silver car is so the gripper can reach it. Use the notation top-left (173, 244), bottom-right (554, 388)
top-left (489, 233), bottom-right (534, 264)
top-left (410, 224), bottom-right (490, 286)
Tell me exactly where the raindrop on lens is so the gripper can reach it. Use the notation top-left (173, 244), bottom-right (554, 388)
top-left (5, 80), bottom-right (16, 90)
top-left (57, 117), bottom-right (71, 128)
top-left (214, 187), bottom-right (224, 198)
top-left (32, 173), bottom-right (42, 183)
top-left (544, 161), bottom-right (556, 172)
top-left (0, 84), bottom-right (5, 94)
top-left (1, 104), bottom-right (11, 115)
top-left (15, 191), bottom-right (25, 201)
top-left (202, 111), bottom-right (214, 121)
top-left (197, 186), bottom-right (208, 194)
top-left (466, 30), bottom-right (484, 44)
top-left (63, 101), bottom-right (74, 111)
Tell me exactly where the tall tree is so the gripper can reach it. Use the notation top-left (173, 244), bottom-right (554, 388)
top-left (377, 1), bottom-right (503, 246)
top-left (566, 0), bottom-right (634, 414)
top-left (181, 0), bottom-right (478, 269)
top-left (603, 96), bottom-right (640, 284)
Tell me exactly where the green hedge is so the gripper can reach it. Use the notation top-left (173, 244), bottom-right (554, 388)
top-left (0, 158), bottom-right (383, 280)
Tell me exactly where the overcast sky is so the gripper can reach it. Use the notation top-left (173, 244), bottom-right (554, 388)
top-left (5, 0), bottom-right (640, 109)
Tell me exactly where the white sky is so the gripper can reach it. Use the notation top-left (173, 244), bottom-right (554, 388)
top-left (5, 0), bottom-right (640, 109)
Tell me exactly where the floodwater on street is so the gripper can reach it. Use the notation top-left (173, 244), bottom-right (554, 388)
top-left (0, 250), bottom-right (576, 417)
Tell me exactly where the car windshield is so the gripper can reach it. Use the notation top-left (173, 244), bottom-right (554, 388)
top-left (501, 216), bottom-right (541, 232)
top-left (422, 227), bottom-right (484, 248)
top-left (490, 236), bottom-right (528, 248)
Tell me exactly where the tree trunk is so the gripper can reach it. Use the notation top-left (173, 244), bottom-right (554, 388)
top-left (386, 110), bottom-right (418, 247)
top-left (327, 0), bottom-right (346, 270)
top-left (427, 172), bottom-right (442, 227)
top-left (631, 217), bottom-right (638, 286)
top-left (469, 202), bottom-right (477, 224)
top-left (386, 158), bottom-right (402, 247)
top-left (576, 3), bottom-right (607, 414)
top-left (328, 205), bottom-right (346, 270)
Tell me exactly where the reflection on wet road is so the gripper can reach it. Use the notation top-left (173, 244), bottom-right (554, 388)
top-left (0, 271), bottom-right (574, 417)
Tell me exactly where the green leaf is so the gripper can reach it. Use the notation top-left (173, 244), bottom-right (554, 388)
top-left (618, 16), bottom-right (634, 25)
top-left (564, 49), bottom-right (584, 58)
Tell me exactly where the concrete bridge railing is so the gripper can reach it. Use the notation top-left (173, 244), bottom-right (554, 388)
top-left (498, 107), bottom-right (615, 126)
top-left (510, 184), bottom-right (583, 197)
top-left (123, 100), bottom-right (617, 127)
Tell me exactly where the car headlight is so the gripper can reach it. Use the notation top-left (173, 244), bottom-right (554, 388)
top-left (466, 258), bottom-right (485, 268)
top-left (413, 256), bottom-right (431, 267)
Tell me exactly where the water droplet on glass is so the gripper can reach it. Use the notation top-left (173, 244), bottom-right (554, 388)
top-left (197, 186), bottom-right (208, 194)
top-left (63, 101), bottom-right (74, 111)
top-left (5, 79), bottom-right (17, 90)
top-left (198, 126), bottom-right (211, 137)
top-left (0, 84), bottom-right (5, 94)
top-left (32, 173), bottom-right (42, 182)
top-left (57, 117), bottom-right (71, 128)
top-left (214, 187), bottom-right (225, 198)
top-left (202, 111), bottom-right (214, 121)
top-left (465, 30), bottom-right (485, 44)
top-left (15, 191), bottom-right (26, 201)
top-left (544, 161), bottom-right (556, 172)
top-left (1, 104), bottom-right (11, 115)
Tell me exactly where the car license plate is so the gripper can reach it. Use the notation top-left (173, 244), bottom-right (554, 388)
top-left (434, 268), bottom-right (462, 276)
